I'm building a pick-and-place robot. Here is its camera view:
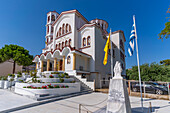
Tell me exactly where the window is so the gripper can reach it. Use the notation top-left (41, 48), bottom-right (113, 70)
top-left (56, 32), bottom-right (59, 37)
top-left (62, 42), bottom-right (64, 48)
top-left (87, 36), bottom-right (91, 46)
top-left (67, 56), bottom-right (71, 64)
top-left (113, 49), bottom-right (115, 58)
top-left (62, 24), bottom-right (65, 34)
top-left (120, 51), bottom-right (125, 62)
top-left (103, 78), bottom-right (105, 84)
top-left (56, 44), bottom-right (57, 49)
top-left (65, 40), bottom-right (68, 46)
top-left (51, 15), bottom-right (55, 21)
top-left (50, 37), bottom-right (53, 42)
top-left (59, 27), bottom-right (62, 36)
top-left (38, 62), bottom-right (40, 69)
top-left (120, 39), bottom-right (124, 49)
top-left (69, 25), bottom-right (71, 32)
top-left (69, 39), bottom-right (71, 46)
top-left (121, 63), bottom-right (124, 70)
top-left (47, 16), bottom-right (50, 22)
top-left (59, 43), bottom-right (61, 49)
top-left (83, 38), bottom-right (86, 47)
top-left (51, 27), bottom-right (53, 33)
top-left (66, 24), bottom-right (68, 33)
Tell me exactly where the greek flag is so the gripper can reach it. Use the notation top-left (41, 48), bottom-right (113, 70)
top-left (128, 23), bottom-right (136, 56)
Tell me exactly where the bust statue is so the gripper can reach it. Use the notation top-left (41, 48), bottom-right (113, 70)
top-left (113, 61), bottom-right (123, 79)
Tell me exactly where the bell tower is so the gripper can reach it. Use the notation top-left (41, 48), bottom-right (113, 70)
top-left (45, 11), bottom-right (59, 48)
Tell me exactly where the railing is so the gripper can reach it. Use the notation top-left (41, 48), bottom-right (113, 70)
top-left (99, 79), bottom-right (170, 100)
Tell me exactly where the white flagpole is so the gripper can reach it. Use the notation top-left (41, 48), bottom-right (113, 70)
top-left (110, 29), bottom-right (114, 78)
top-left (133, 15), bottom-right (143, 111)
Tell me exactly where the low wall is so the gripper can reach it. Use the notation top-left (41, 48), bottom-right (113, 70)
top-left (26, 78), bottom-right (74, 83)
top-left (14, 82), bottom-right (80, 97)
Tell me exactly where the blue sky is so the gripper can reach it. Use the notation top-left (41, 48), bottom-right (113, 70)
top-left (0, 0), bottom-right (169, 69)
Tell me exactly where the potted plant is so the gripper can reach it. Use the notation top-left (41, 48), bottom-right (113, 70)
top-left (59, 78), bottom-right (64, 83)
top-left (49, 75), bottom-right (54, 78)
top-left (3, 76), bottom-right (9, 89)
top-left (0, 76), bottom-right (4, 89)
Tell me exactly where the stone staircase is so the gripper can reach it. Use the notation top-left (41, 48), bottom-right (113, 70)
top-left (70, 75), bottom-right (95, 91)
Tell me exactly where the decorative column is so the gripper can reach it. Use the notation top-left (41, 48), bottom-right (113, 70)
top-left (41, 61), bottom-right (44, 72)
top-left (54, 58), bottom-right (57, 71)
top-left (58, 60), bottom-right (60, 71)
top-left (47, 59), bottom-right (50, 71)
top-left (73, 53), bottom-right (76, 70)
top-left (62, 56), bottom-right (65, 71)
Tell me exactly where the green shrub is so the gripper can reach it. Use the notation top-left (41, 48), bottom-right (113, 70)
top-left (31, 78), bottom-right (37, 83)
top-left (48, 84), bottom-right (54, 88)
top-left (70, 80), bottom-right (75, 83)
top-left (51, 72), bottom-right (59, 74)
top-left (60, 74), bottom-right (65, 78)
top-left (65, 75), bottom-right (70, 78)
top-left (37, 80), bottom-right (41, 83)
top-left (17, 71), bottom-right (22, 76)
top-left (10, 78), bottom-right (14, 81)
top-left (54, 85), bottom-right (60, 88)
top-left (19, 79), bottom-right (24, 82)
top-left (64, 73), bottom-right (68, 76)
top-left (8, 74), bottom-right (15, 78)
top-left (17, 74), bottom-right (22, 78)
top-left (59, 78), bottom-right (64, 83)
top-left (2, 76), bottom-right (7, 80)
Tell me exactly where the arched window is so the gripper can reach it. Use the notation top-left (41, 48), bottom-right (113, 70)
top-left (59, 27), bottom-right (62, 36)
top-left (69, 39), bottom-right (71, 47)
top-left (62, 24), bottom-right (65, 34)
top-left (65, 40), bottom-right (68, 46)
top-left (51, 15), bottom-right (55, 21)
top-left (51, 27), bottom-right (53, 33)
top-left (67, 56), bottom-right (71, 64)
top-left (62, 42), bottom-right (64, 48)
top-left (38, 62), bottom-right (40, 69)
top-left (83, 38), bottom-right (86, 47)
top-left (69, 25), bottom-right (71, 32)
top-left (59, 43), bottom-right (61, 49)
top-left (87, 36), bottom-right (91, 46)
top-left (56, 32), bottom-right (59, 37)
top-left (66, 24), bottom-right (69, 33)
top-left (48, 16), bottom-right (50, 22)
top-left (50, 37), bottom-right (53, 42)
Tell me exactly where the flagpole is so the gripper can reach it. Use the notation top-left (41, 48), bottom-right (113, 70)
top-left (133, 15), bottom-right (143, 112)
top-left (110, 29), bottom-right (114, 78)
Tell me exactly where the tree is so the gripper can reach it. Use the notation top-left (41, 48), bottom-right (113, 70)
top-left (126, 62), bottom-right (170, 82)
top-left (0, 44), bottom-right (33, 74)
top-left (160, 59), bottom-right (170, 66)
top-left (158, 22), bottom-right (170, 40)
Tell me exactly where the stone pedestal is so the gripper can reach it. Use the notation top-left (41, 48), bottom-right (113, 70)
top-left (106, 78), bottom-right (131, 113)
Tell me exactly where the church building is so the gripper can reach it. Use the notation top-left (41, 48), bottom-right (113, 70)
top-left (33, 9), bottom-right (126, 89)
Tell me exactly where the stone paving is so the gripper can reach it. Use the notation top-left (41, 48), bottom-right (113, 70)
top-left (0, 89), bottom-right (37, 112)
top-left (0, 89), bottom-right (170, 113)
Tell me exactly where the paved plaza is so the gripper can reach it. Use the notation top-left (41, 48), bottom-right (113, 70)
top-left (0, 89), bottom-right (170, 113)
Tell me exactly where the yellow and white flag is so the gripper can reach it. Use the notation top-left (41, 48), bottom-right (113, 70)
top-left (103, 33), bottom-right (111, 65)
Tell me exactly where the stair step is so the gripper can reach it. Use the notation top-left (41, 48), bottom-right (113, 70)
top-left (36, 90), bottom-right (93, 101)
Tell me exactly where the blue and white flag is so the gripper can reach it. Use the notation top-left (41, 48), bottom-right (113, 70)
top-left (128, 22), bottom-right (136, 56)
